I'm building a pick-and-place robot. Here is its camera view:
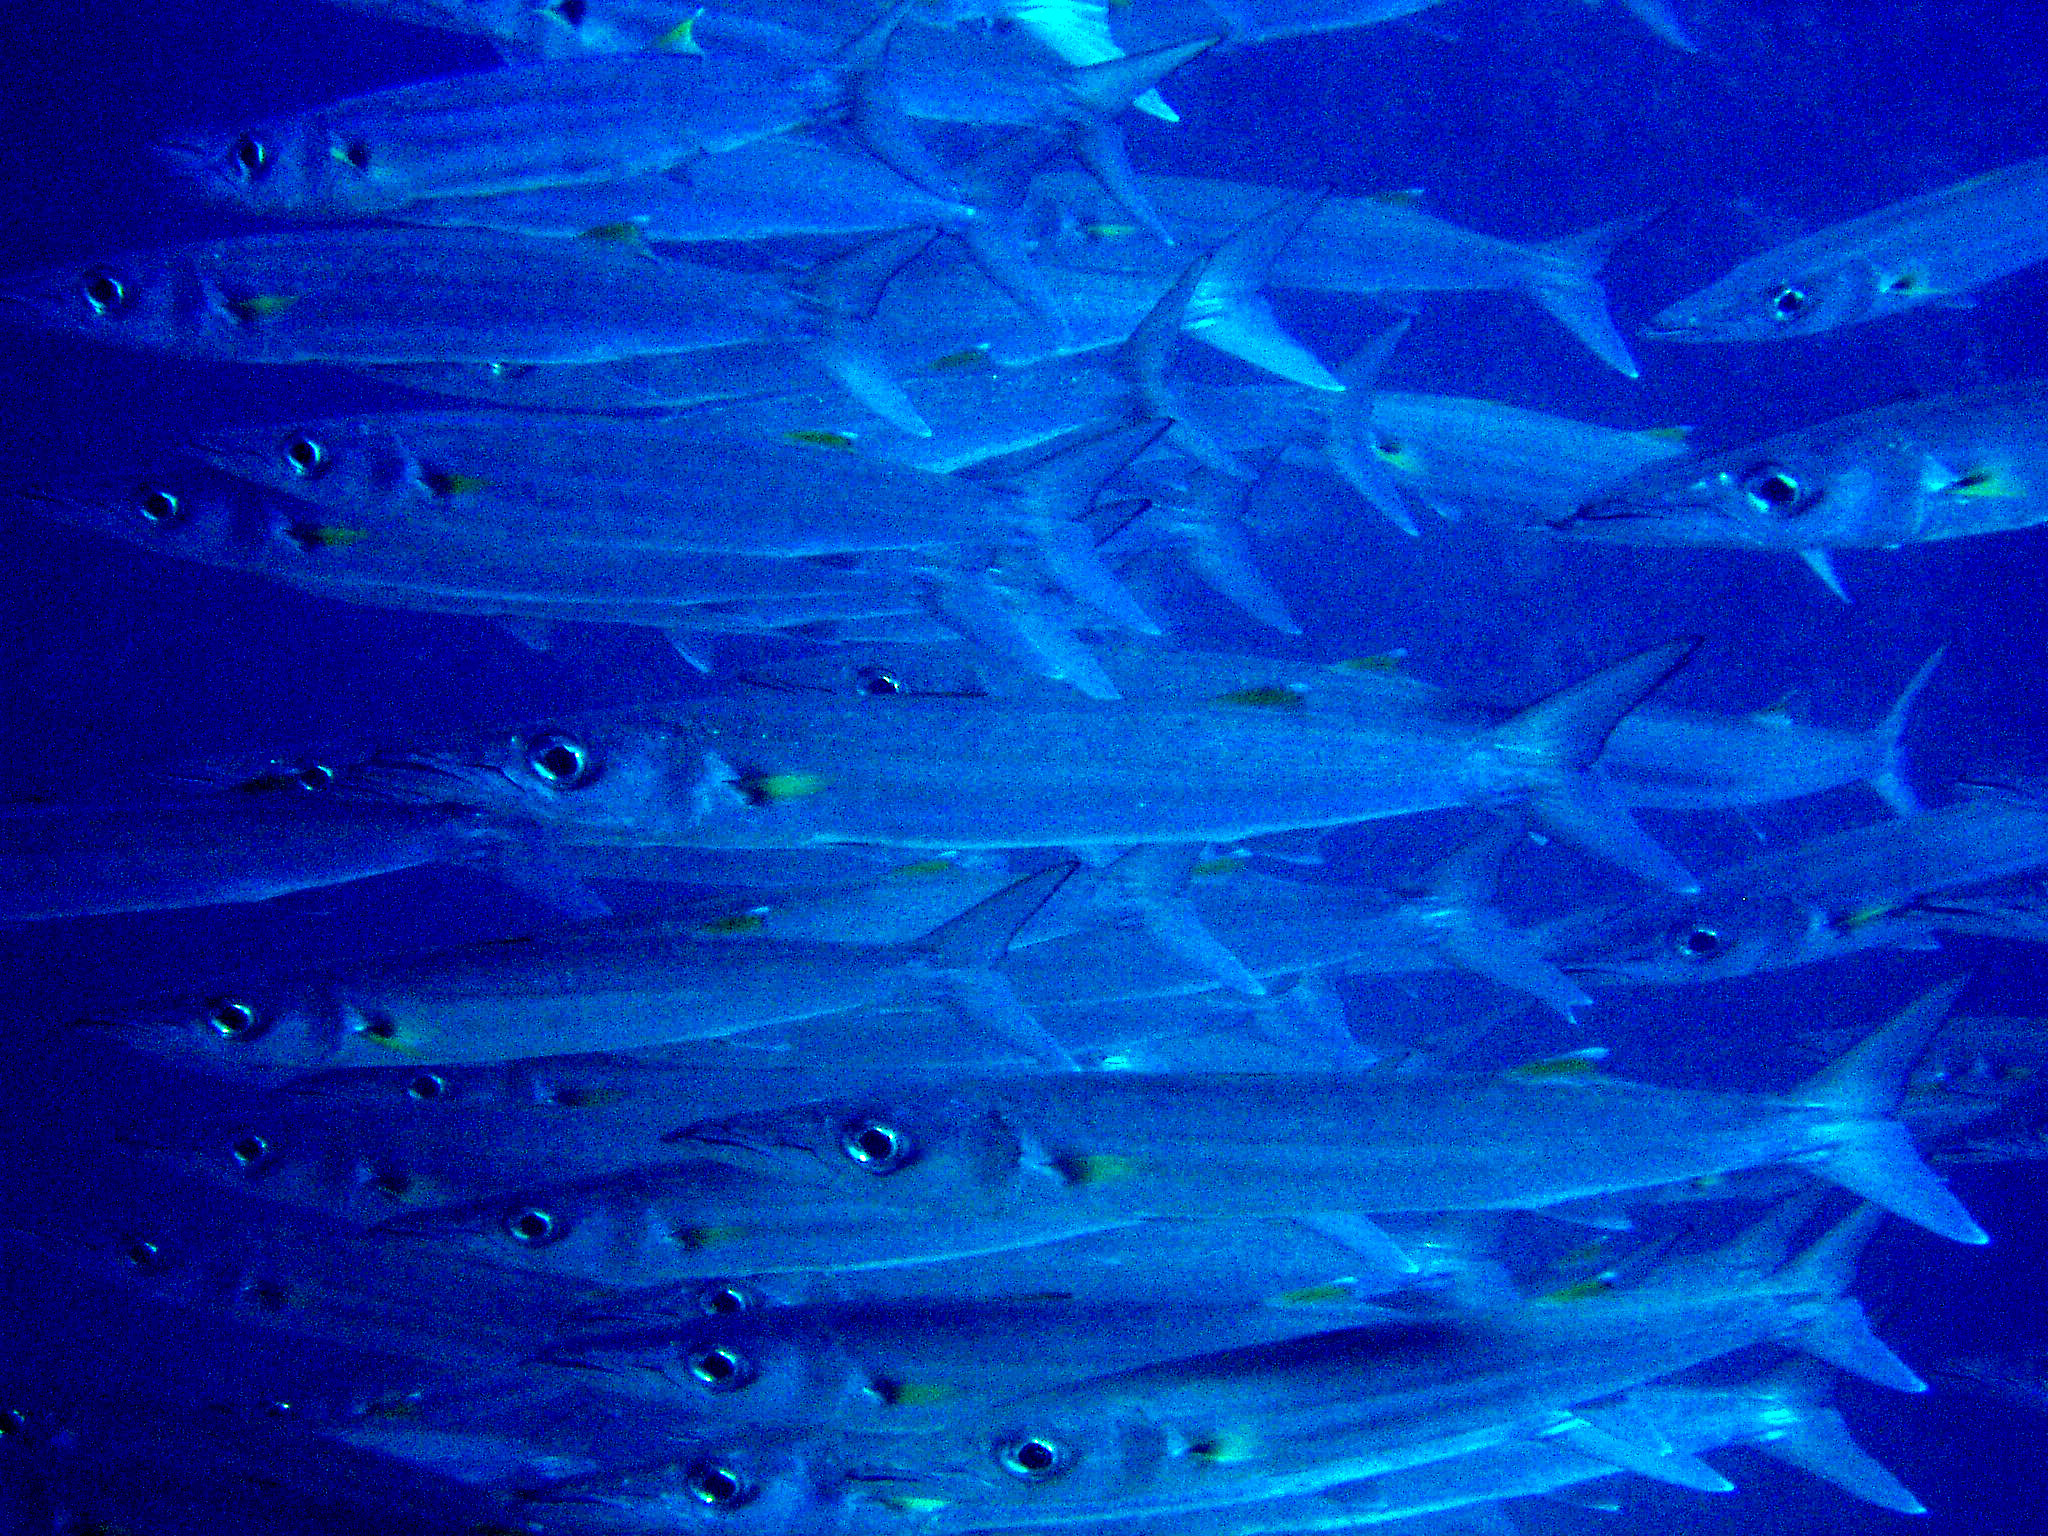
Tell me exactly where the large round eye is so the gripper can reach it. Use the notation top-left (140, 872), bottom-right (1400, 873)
top-left (405, 1072), bottom-right (450, 1102)
top-left (504, 1207), bottom-right (559, 1246)
top-left (856, 667), bottom-right (903, 696)
top-left (136, 486), bottom-right (184, 526)
top-left (1738, 464), bottom-right (1808, 517)
top-left (996, 1435), bottom-right (1070, 1482)
top-left (1670, 924), bottom-right (1724, 961)
top-left (282, 435), bottom-right (328, 479)
top-left (839, 1119), bottom-right (913, 1174)
top-left (291, 763), bottom-right (334, 792)
top-left (686, 1345), bottom-right (755, 1392)
top-left (206, 1000), bottom-right (267, 1042)
top-left (684, 1461), bottom-right (752, 1507)
top-left (82, 270), bottom-right (126, 316)
top-left (228, 1132), bottom-right (273, 1171)
top-left (231, 134), bottom-right (270, 180)
top-left (696, 1281), bottom-right (757, 1317)
top-left (525, 733), bottom-right (599, 789)
top-left (1770, 285), bottom-right (1808, 321)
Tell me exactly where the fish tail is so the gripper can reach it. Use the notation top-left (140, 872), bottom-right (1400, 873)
top-left (1490, 637), bottom-right (1701, 891)
top-left (1527, 210), bottom-right (1659, 377)
top-left (1866, 645), bottom-right (1946, 817)
top-left (1793, 977), bottom-right (1989, 1243)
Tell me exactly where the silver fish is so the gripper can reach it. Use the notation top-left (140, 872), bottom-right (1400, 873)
top-left (1645, 152), bottom-right (2048, 342)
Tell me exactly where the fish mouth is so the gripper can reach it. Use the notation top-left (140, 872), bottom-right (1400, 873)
top-left (1637, 313), bottom-right (1705, 340)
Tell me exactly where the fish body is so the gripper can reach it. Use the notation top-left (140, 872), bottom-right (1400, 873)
top-left (1558, 790), bottom-right (2048, 984)
top-left (159, 52), bottom-right (857, 218)
top-left (673, 985), bottom-right (1987, 1244)
top-left (1032, 170), bottom-right (1645, 374)
top-left (336, 639), bottom-right (1700, 889)
top-left (382, 1159), bottom-right (1142, 1284)
top-left (1345, 391), bottom-right (1689, 520)
top-left (1563, 382), bottom-right (2048, 553)
top-left (194, 412), bottom-right (1073, 558)
top-left (0, 795), bottom-right (488, 923)
top-left (391, 134), bottom-right (975, 241)
top-left (1646, 153), bottom-right (2048, 342)
top-left (0, 228), bottom-right (798, 365)
top-left (831, 1210), bottom-right (1917, 1525)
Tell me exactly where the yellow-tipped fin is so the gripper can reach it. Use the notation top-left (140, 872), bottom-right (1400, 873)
top-left (785, 429), bottom-right (859, 450)
top-left (1214, 685), bottom-right (1308, 709)
top-left (655, 8), bottom-right (706, 53)
top-left (227, 293), bottom-right (298, 322)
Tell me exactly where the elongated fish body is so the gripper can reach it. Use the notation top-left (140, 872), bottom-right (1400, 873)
top-left (160, 52), bottom-right (849, 218)
top-left (0, 796), bottom-right (479, 923)
top-left (194, 413), bottom-right (1061, 557)
top-left (1347, 391), bottom-right (1689, 519)
top-left (332, 639), bottom-right (1701, 895)
top-left (1646, 153), bottom-right (2048, 342)
top-left (1562, 381), bottom-right (2048, 554)
top-left (0, 229), bottom-right (795, 365)
top-left (19, 1149), bottom-right (621, 1366)
top-left (1555, 792), bottom-right (2048, 984)
top-left (840, 1244), bottom-right (1898, 1526)
top-left (1031, 170), bottom-right (1645, 374)
top-left (554, 1296), bottom-right (1395, 1431)
top-left (1093, 1368), bottom-right (1921, 1533)
top-left (364, 343), bottom-right (812, 413)
top-left (672, 1072), bottom-right (1849, 1226)
top-left (382, 1160), bottom-right (1142, 1284)
top-left (21, 458), bottom-right (914, 612)
top-left (783, 640), bottom-right (1925, 817)
top-left (101, 914), bottom-right (1011, 1072)
top-left (392, 136), bottom-right (974, 241)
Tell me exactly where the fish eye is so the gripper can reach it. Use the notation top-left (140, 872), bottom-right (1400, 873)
top-left (136, 486), bottom-right (184, 526)
top-left (839, 1119), bottom-right (913, 1174)
top-left (525, 733), bottom-right (600, 789)
top-left (1738, 464), bottom-right (1807, 516)
top-left (81, 270), bottom-right (126, 316)
top-left (405, 1072), bottom-right (450, 1102)
top-left (1770, 285), bottom-right (1808, 320)
top-left (123, 1237), bottom-right (166, 1271)
top-left (684, 1461), bottom-right (752, 1507)
top-left (206, 1000), bottom-right (267, 1041)
top-left (686, 1345), bottom-right (755, 1392)
top-left (231, 134), bottom-right (270, 180)
top-left (292, 763), bottom-right (334, 791)
top-left (696, 1282), bottom-right (757, 1317)
top-left (996, 1435), bottom-right (1069, 1481)
top-left (1671, 925), bottom-right (1724, 961)
top-left (505, 1207), bottom-right (559, 1245)
top-left (282, 435), bottom-right (328, 479)
top-left (228, 1132), bottom-right (273, 1170)
top-left (855, 667), bottom-right (903, 696)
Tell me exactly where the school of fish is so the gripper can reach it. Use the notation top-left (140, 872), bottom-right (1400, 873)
top-left (5, 0), bottom-right (2047, 1532)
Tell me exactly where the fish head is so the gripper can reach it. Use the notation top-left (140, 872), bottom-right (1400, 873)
top-left (1557, 429), bottom-right (1913, 550)
top-left (0, 249), bottom-right (190, 351)
top-left (548, 1433), bottom-right (889, 1536)
top-left (1560, 891), bottom-right (1918, 984)
top-left (193, 417), bottom-right (444, 516)
top-left (153, 115), bottom-right (383, 219)
top-left (559, 1318), bottom-right (849, 1424)
top-left (9, 456), bottom-right (331, 569)
top-left (378, 1176), bottom-right (636, 1278)
top-left (667, 1092), bottom-right (1031, 1204)
top-left (840, 1399), bottom-right (1183, 1524)
top-left (335, 714), bottom-right (684, 841)
top-left (1643, 257), bottom-right (1888, 342)
top-left (74, 977), bottom-right (358, 1078)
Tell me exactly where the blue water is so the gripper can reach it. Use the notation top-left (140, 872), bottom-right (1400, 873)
top-left (2, 0), bottom-right (2046, 1529)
